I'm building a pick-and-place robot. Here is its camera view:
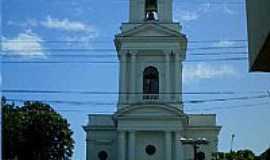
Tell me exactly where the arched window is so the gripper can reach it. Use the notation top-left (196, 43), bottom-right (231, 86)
top-left (143, 66), bottom-right (159, 99)
top-left (98, 151), bottom-right (108, 160)
top-left (145, 0), bottom-right (158, 21)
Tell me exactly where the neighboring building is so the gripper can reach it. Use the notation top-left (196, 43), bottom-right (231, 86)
top-left (83, 0), bottom-right (221, 160)
top-left (246, 0), bottom-right (270, 72)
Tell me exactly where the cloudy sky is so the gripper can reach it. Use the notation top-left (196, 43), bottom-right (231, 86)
top-left (2, 0), bottom-right (270, 159)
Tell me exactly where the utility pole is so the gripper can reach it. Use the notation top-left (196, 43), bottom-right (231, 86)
top-left (180, 138), bottom-right (209, 160)
top-left (230, 134), bottom-right (235, 153)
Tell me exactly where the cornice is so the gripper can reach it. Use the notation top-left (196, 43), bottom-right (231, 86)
top-left (186, 125), bottom-right (222, 131)
top-left (83, 125), bottom-right (116, 131)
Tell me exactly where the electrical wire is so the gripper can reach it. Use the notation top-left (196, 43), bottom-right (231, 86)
top-left (3, 89), bottom-right (267, 95)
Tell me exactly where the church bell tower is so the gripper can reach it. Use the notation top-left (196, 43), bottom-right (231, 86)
top-left (130, 0), bottom-right (173, 22)
top-left (115, 0), bottom-right (188, 110)
top-left (84, 1), bottom-right (221, 160)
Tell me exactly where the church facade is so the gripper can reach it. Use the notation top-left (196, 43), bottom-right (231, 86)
top-left (83, 0), bottom-right (221, 160)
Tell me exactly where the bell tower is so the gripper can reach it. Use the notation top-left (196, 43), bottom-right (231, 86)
top-left (84, 1), bottom-right (220, 160)
top-left (114, 0), bottom-right (187, 110)
top-left (129, 0), bottom-right (173, 23)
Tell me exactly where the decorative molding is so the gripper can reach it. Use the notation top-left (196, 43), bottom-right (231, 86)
top-left (88, 139), bottom-right (114, 145)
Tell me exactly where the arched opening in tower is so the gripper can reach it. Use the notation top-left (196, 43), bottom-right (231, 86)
top-left (143, 66), bottom-right (159, 99)
top-left (145, 0), bottom-right (158, 21)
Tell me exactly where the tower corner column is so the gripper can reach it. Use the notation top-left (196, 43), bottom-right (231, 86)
top-left (119, 53), bottom-right (127, 105)
top-left (128, 130), bottom-right (136, 160)
top-left (165, 131), bottom-right (172, 160)
top-left (130, 53), bottom-right (137, 103)
top-left (174, 53), bottom-right (181, 103)
top-left (175, 131), bottom-right (184, 160)
top-left (118, 130), bottom-right (126, 160)
top-left (165, 53), bottom-right (171, 102)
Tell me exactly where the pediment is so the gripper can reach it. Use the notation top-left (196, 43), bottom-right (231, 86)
top-left (114, 104), bottom-right (185, 119)
top-left (117, 23), bottom-right (182, 37)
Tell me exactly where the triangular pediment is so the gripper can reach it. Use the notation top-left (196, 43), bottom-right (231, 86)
top-left (114, 104), bottom-right (185, 119)
top-left (117, 23), bottom-right (182, 37)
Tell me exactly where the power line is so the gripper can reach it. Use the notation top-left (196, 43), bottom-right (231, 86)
top-left (83, 0), bottom-right (246, 5)
top-left (185, 102), bottom-right (270, 112)
top-left (1, 46), bottom-right (247, 52)
top-left (1, 39), bottom-right (247, 44)
top-left (5, 94), bottom-right (269, 105)
top-left (1, 57), bottom-right (248, 64)
top-left (4, 100), bottom-right (269, 113)
top-left (2, 51), bottom-right (248, 58)
top-left (48, 101), bottom-right (270, 113)
top-left (2, 89), bottom-right (267, 95)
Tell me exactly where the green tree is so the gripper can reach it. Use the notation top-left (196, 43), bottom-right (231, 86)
top-left (2, 97), bottom-right (74, 160)
top-left (260, 148), bottom-right (270, 160)
top-left (212, 150), bottom-right (257, 160)
top-left (236, 150), bottom-right (256, 160)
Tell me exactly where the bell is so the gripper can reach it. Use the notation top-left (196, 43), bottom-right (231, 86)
top-left (145, 0), bottom-right (157, 12)
top-left (147, 11), bottom-right (155, 20)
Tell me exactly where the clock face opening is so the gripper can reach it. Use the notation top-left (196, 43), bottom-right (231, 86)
top-left (145, 145), bottom-right (156, 156)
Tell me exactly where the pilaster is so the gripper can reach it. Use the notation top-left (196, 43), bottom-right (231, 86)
top-left (118, 131), bottom-right (126, 160)
top-left (165, 131), bottom-right (172, 160)
top-left (130, 53), bottom-right (137, 103)
top-left (175, 131), bottom-right (184, 160)
top-left (174, 53), bottom-right (181, 103)
top-left (120, 53), bottom-right (127, 105)
top-left (128, 131), bottom-right (136, 160)
top-left (165, 53), bottom-right (171, 102)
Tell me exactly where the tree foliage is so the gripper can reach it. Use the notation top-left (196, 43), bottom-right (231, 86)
top-left (212, 150), bottom-right (258, 160)
top-left (2, 97), bottom-right (74, 160)
top-left (259, 148), bottom-right (270, 160)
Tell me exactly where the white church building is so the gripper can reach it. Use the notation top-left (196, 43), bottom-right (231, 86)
top-left (83, 0), bottom-right (221, 160)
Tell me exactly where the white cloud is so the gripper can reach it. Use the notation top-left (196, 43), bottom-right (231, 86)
top-left (213, 40), bottom-right (235, 47)
top-left (7, 16), bottom-right (96, 33)
top-left (183, 63), bottom-right (236, 83)
top-left (2, 29), bottom-right (45, 57)
top-left (62, 35), bottom-right (96, 48)
top-left (7, 19), bottom-right (38, 27)
top-left (41, 16), bottom-right (95, 32)
top-left (174, 3), bottom-right (211, 22)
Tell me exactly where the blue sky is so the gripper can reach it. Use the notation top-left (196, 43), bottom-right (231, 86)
top-left (2, 0), bottom-right (270, 159)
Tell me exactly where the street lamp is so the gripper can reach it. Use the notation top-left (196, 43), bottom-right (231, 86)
top-left (179, 137), bottom-right (209, 160)
top-left (230, 134), bottom-right (235, 153)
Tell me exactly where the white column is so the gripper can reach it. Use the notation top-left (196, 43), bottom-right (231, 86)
top-left (128, 131), bottom-right (136, 160)
top-left (165, 131), bottom-right (172, 160)
top-left (165, 54), bottom-right (171, 102)
top-left (86, 138), bottom-right (90, 160)
top-left (174, 54), bottom-right (181, 103)
top-left (175, 131), bottom-right (184, 160)
top-left (118, 131), bottom-right (126, 160)
top-left (120, 53), bottom-right (127, 105)
top-left (130, 53), bottom-right (136, 103)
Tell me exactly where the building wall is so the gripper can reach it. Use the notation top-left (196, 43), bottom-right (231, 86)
top-left (86, 130), bottom-right (117, 160)
top-left (84, 113), bottom-right (220, 160)
top-left (184, 129), bottom-right (219, 160)
top-left (135, 131), bottom-right (165, 160)
top-left (85, 115), bottom-right (117, 160)
top-left (246, 0), bottom-right (270, 71)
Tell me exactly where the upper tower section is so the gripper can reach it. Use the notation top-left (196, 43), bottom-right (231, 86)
top-left (129, 0), bottom-right (173, 23)
top-left (114, 0), bottom-right (187, 110)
